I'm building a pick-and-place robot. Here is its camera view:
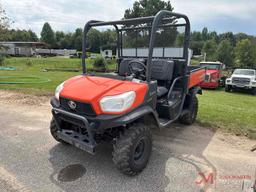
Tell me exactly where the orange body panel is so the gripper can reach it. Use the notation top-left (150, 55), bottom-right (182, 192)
top-left (189, 69), bottom-right (206, 88)
top-left (60, 75), bottom-right (148, 115)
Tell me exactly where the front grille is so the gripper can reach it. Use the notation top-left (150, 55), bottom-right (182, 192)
top-left (232, 77), bottom-right (250, 85)
top-left (60, 97), bottom-right (96, 116)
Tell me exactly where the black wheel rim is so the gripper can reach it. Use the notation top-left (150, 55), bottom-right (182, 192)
top-left (133, 137), bottom-right (148, 164)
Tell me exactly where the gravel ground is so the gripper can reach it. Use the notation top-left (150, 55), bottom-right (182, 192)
top-left (0, 90), bottom-right (255, 192)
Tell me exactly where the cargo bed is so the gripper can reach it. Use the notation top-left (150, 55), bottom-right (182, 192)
top-left (187, 66), bottom-right (206, 88)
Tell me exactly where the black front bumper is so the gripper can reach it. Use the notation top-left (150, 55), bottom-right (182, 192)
top-left (50, 97), bottom-right (157, 154)
top-left (52, 107), bottom-right (97, 154)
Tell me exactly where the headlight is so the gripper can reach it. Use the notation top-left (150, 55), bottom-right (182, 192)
top-left (226, 78), bottom-right (231, 83)
top-left (252, 81), bottom-right (256, 85)
top-left (100, 91), bottom-right (136, 113)
top-left (55, 82), bottom-right (64, 100)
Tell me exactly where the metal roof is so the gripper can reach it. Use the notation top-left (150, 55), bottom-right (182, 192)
top-left (0, 41), bottom-right (45, 45)
top-left (200, 61), bottom-right (223, 65)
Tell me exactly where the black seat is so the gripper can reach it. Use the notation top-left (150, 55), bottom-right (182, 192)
top-left (119, 58), bottom-right (174, 98)
top-left (118, 58), bottom-right (145, 76)
top-left (157, 86), bottom-right (169, 98)
top-left (151, 59), bottom-right (174, 98)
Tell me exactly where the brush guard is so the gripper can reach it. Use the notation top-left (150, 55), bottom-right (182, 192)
top-left (52, 108), bottom-right (97, 154)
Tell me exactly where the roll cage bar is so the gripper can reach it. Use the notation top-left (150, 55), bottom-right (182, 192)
top-left (82, 10), bottom-right (190, 82)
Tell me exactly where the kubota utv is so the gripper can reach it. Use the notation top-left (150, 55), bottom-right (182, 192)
top-left (50, 10), bottom-right (205, 175)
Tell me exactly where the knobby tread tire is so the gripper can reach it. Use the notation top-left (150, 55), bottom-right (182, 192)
top-left (50, 118), bottom-right (65, 143)
top-left (225, 85), bottom-right (231, 92)
top-left (112, 124), bottom-right (152, 176)
top-left (179, 96), bottom-right (198, 125)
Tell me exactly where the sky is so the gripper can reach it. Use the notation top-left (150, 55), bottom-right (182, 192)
top-left (2, 0), bottom-right (256, 36)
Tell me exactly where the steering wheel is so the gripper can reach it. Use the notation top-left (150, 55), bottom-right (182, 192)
top-left (128, 60), bottom-right (147, 80)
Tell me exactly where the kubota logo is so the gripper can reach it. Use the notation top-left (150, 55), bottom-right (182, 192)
top-left (68, 101), bottom-right (76, 110)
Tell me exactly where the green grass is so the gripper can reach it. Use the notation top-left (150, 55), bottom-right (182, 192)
top-left (0, 57), bottom-right (255, 138)
top-left (0, 57), bottom-right (116, 95)
top-left (198, 89), bottom-right (256, 138)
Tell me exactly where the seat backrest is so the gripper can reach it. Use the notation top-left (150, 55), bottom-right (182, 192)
top-left (118, 58), bottom-right (145, 76)
top-left (118, 59), bottom-right (132, 76)
top-left (151, 59), bottom-right (174, 81)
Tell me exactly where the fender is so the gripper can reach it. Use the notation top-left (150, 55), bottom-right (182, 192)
top-left (190, 86), bottom-right (202, 96)
top-left (112, 105), bottom-right (158, 127)
top-left (182, 86), bottom-right (201, 111)
top-left (50, 96), bottom-right (159, 130)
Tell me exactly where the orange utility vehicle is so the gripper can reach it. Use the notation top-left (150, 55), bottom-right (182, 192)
top-left (50, 11), bottom-right (205, 175)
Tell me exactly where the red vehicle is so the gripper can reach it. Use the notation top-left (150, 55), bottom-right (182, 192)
top-left (50, 11), bottom-right (205, 175)
top-left (199, 61), bottom-right (225, 89)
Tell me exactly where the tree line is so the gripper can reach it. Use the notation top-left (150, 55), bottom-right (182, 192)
top-left (1, 0), bottom-right (256, 68)
top-left (191, 28), bottom-right (256, 68)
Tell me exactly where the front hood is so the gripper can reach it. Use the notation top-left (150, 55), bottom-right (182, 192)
top-left (206, 69), bottom-right (219, 75)
top-left (231, 74), bottom-right (254, 79)
top-left (60, 75), bottom-right (148, 114)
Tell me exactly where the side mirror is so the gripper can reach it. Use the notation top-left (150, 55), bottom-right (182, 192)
top-left (222, 64), bottom-right (226, 70)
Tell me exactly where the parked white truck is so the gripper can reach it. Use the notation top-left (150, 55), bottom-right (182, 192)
top-left (225, 68), bottom-right (256, 95)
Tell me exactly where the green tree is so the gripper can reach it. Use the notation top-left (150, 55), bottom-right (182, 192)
top-left (100, 29), bottom-right (116, 46)
top-left (40, 22), bottom-right (55, 48)
top-left (201, 40), bottom-right (218, 61)
top-left (124, 0), bottom-right (173, 18)
top-left (28, 30), bottom-right (38, 41)
top-left (0, 3), bottom-right (10, 41)
top-left (175, 33), bottom-right (184, 46)
top-left (86, 28), bottom-right (101, 53)
top-left (219, 32), bottom-right (236, 47)
top-left (235, 33), bottom-right (252, 42)
top-left (201, 27), bottom-right (208, 41)
top-left (9, 29), bottom-right (38, 41)
top-left (55, 31), bottom-right (65, 48)
top-left (190, 31), bottom-right (203, 55)
top-left (73, 28), bottom-right (83, 51)
top-left (208, 31), bottom-right (218, 43)
top-left (235, 39), bottom-right (256, 68)
top-left (123, 0), bottom-right (174, 49)
top-left (216, 40), bottom-right (234, 67)
top-left (61, 33), bottom-right (73, 49)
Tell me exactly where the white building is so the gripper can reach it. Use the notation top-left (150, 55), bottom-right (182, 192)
top-left (0, 41), bottom-right (45, 56)
top-left (101, 49), bottom-right (113, 58)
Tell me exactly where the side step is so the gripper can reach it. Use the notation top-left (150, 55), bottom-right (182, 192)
top-left (158, 118), bottom-right (175, 128)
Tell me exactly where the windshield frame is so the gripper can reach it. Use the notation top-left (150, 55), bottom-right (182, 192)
top-left (199, 63), bottom-right (221, 70)
top-left (82, 10), bottom-right (191, 82)
top-left (233, 69), bottom-right (255, 76)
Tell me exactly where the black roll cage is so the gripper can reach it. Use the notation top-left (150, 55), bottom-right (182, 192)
top-left (82, 10), bottom-right (190, 82)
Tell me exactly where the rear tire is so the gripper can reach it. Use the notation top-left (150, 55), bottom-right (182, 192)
top-left (179, 96), bottom-right (198, 125)
top-left (252, 88), bottom-right (256, 95)
top-left (112, 124), bottom-right (152, 176)
top-left (50, 118), bottom-right (66, 143)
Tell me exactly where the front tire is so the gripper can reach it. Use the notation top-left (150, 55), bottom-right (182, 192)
top-left (225, 85), bottom-right (231, 92)
top-left (179, 96), bottom-right (198, 125)
top-left (50, 118), bottom-right (65, 143)
top-left (112, 124), bottom-right (152, 176)
top-left (252, 88), bottom-right (256, 95)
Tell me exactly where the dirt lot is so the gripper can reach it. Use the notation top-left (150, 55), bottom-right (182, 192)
top-left (0, 90), bottom-right (255, 192)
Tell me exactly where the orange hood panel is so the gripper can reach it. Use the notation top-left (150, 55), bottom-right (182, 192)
top-left (60, 75), bottom-right (148, 115)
